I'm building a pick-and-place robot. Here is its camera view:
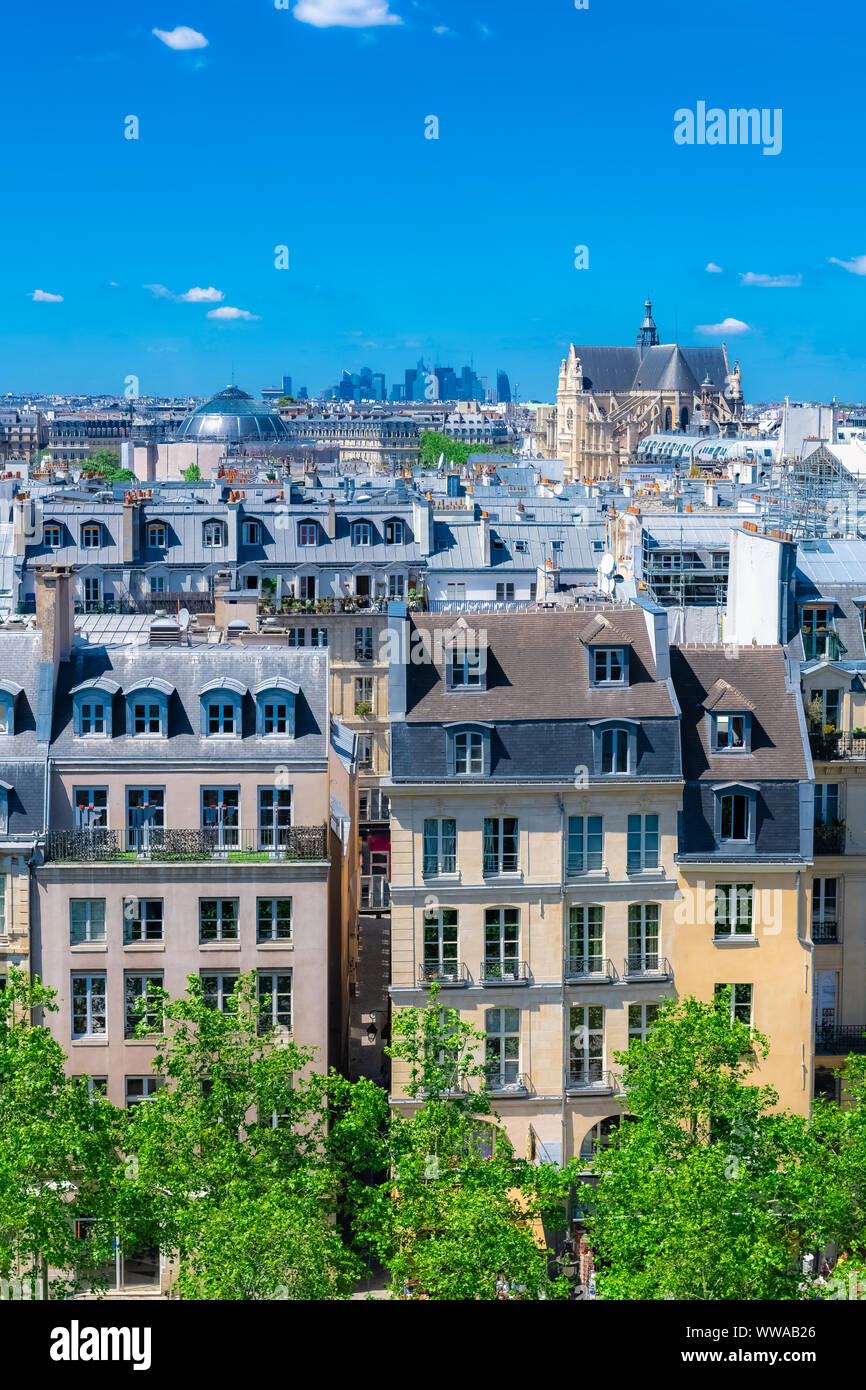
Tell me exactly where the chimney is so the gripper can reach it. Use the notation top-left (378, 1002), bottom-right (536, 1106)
top-left (412, 497), bottom-right (433, 555)
top-left (122, 493), bottom-right (141, 563)
top-left (327, 494), bottom-right (336, 540)
top-left (479, 512), bottom-right (491, 566)
top-left (34, 564), bottom-right (74, 671)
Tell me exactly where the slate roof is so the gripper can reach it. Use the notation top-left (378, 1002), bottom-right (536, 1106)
top-left (0, 631), bottom-right (48, 836)
top-left (405, 610), bottom-right (676, 722)
top-left (671, 646), bottom-right (808, 780)
top-left (427, 520), bottom-right (604, 573)
top-left (572, 343), bottom-right (728, 395)
top-left (701, 678), bottom-right (755, 713)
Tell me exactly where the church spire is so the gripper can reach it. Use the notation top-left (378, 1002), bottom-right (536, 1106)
top-left (637, 296), bottom-right (659, 354)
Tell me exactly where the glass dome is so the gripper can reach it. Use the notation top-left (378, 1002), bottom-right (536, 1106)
top-left (176, 385), bottom-right (290, 442)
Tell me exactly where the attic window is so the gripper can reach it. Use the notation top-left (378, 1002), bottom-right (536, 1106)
top-left (593, 648), bottom-right (626, 684)
top-left (515, 540), bottom-right (527, 552)
top-left (714, 713), bottom-right (749, 752)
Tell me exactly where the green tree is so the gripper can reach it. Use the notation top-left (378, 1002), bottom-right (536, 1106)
top-left (182, 462), bottom-right (202, 482)
top-left (587, 991), bottom-right (813, 1300)
top-left (0, 970), bottom-right (123, 1298)
top-left (80, 448), bottom-right (135, 482)
top-left (417, 430), bottom-right (511, 470)
top-left (357, 988), bottom-right (570, 1299)
top-left (121, 973), bottom-right (366, 1299)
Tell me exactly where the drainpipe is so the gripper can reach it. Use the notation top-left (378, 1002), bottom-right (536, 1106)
top-left (558, 795), bottom-right (567, 1165)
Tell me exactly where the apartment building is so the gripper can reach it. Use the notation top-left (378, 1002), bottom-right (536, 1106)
top-left (386, 605), bottom-right (683, 1165)
top-left (0, 630), bottom-right (45, 989)
top-left (0, 566), bottom-right (358, 1105)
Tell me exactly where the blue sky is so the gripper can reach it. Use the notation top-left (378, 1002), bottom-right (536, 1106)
top-left (2, 0), bottom-right (865, 401)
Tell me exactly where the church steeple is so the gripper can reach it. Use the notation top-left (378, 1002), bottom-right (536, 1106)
top-left (637, 297), bottom-right (659, 354)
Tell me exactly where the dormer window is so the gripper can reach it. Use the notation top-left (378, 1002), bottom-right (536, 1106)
top-left (702, 680), bottom-right (755, 753)
top-left (254, 679), bottom-right (298, 738)
top-left (71, 678), bottom-right (120, 738)
top-left (446, 723), bottom-right (493, 777)
top-left (448, 643), bottom-right (486, 689)
top-left (125, 679), bottom-right (173, 738)
top-left (203, 520), bottom-right (225, 548)
top-left (243, 519), bottom-right (262, 546)
top-left (0, 682), bottom-right (22, 736)
top-left (714, 783), bottom-right (759, 848)
top-left (200, 679), bottom-right (246, 737)
top-left (44, 521), bottom-right (61, 548)
top-left (352, 520), bottom-right (372, 546)
top-left (802, 604), bottom-right (840, 661)
top-left (714, 713), bottom-right (749, 751)
top-left (592, 719), bottom-right (638, 775)
top-left (81, 523), bottom-right (101, 549)
top-left (0, 781), bottom-right (10, 833)
top-left (147, 522), bottom-right (167, 549)
top-left (385, 518), bottom-right (404, 544)
top-left (298, 521), bottom-right (318, 547)
top-left (593, 647), bottom-right (626, 684)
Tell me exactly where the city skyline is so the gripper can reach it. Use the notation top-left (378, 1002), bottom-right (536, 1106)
top-left (2, 0), bottom-right (866, 401)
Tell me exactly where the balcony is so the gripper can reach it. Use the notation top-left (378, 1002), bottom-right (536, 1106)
top-left (418, 961), bottom-right (470, 988)
top-left (814, 1025), bottom-right (866, 1055)
top-left (809, 731), bottom-right (866, 761)
top-left (479, 959), bottom-right (530, 986)
top-left (812, 919), bottom-right (839, 944)
top-left (483, 1068), bottom-right (531, 1095)
top-left (622, 954), bottom-right (673, 981)
top-left (566, 1068), bottom-right (616, 1095)
top-left (565, 956), bottom-right (617, 984)
top-left (44, 826), bottom-right (328, 865)
top-left (814, 820), bottom-right (846, 855)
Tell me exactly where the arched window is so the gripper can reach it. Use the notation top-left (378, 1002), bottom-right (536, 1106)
top-left (566, 408), bottom-right (574, 431)
top-left (202, 519), bottom-right (225, 549)
top-left (71, 677), bottom-right (120, 738)
top-left (125, 678), bottom-right (174, 737)
top-left (664, 407), bottom-right (672, 431)
top-left (297, 519), bottom-right (318, 547)
top-left (352, 518), bottom-right (373, 546)
top-left (253, 678), bottom-right (299, 738)
top-left (199, 679), bottom-right (247, 737)
top-left (680, 406), bottom-right (690, 430)
top-left (80, 521), bottom-right (101, 549)
top-left (43, 520), bottom-right (62, 549)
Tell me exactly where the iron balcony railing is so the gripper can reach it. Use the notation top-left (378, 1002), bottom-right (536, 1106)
top-left (566, 1068), bottom-right (616, 1095)
top-left (809, 731), bottom-right (866, 761)
top-left (812, 919), bottom-right (839, 944)
top-left (483, 1068), bottom-right (531, 1095)
top-left (623, 954), bottom-right (673, 980)
top-left (565, 956), bottom-right (617, 983)
top-left (479, 959), bottom-right (530, 986)
top-left (44, 825), bottom-right (328, 864)
top-left (418, 961), bottom-right (470, 987)
top-left (814, 1025), bottom-right (866, 1055)
top-left (814, 821), bottom-right (846, 855)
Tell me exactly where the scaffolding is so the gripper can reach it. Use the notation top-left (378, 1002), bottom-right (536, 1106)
top-left (764, 447), bottom-right (866, 540)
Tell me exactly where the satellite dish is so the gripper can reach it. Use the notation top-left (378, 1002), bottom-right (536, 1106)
top-left (598, 552), bottom-right (615, 576)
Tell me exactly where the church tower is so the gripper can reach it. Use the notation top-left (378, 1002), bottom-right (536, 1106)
top-left (636, 297), bottom-right (659, 355)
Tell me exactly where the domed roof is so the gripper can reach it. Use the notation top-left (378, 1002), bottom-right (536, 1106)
top-left (176, 385), bottom-right (290, 442)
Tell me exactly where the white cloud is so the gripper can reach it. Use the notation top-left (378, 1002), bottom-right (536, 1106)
top-left (739, 271), bottom-right (801, 288)
top-left (432, 25), bottom-right (452, 34)
top-left (705, 262), bottom-right (723, 274)
top-left (206, 306), bottom-right (259, 321)
top-left (30, 289), bottom-right (63, 302)
top-left (143, 283), bottom-right (174, 298)
top-left (829, 254), bottom-right (866, 276)
top-left (696, 317), bottom-right (750, 336)
top-left (178, 286), bottom-right (224, 303)
top-left (152, 26), bottom-right (208, 50)
top-left (292, 0), bottom-right (402, 27)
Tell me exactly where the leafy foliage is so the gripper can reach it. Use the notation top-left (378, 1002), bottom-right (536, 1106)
top-left (80, 448), bottom-right (136, 482)
top-left (182, 462), bottom-right (202, 482)
top-left (418, 430), bottom-right (511, 470)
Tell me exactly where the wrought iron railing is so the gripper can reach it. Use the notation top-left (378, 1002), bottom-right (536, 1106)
top-left (565, 956), bottom-right (617, 983)
top-left (418, 961), bottom-right (469, 987)
top-left (44, 826), bottom-right (328, 864)
top-left (566, 1068), bottom-right (615, 1094)
top-left (810, 731), bottom-right (866, 761)
top-left (483, 1068), bottom-right (531, 1094)
top-left (479, 959), bottom-right (530, 986)
top-left (812, 920), bottom-right (839, 944)
top-left (814, 1025), bottom-right (866, 1055)
top-left (623, 954), bottom-right (673, 980)
top-left (814, 821), bottom-right (846, 854)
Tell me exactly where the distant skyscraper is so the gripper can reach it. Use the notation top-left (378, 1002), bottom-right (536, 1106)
top-left (434, 366), bottom-right (458, 399)
top-left (281, 375), bottom-right (292, 397)
top-left (372, 372), bottom-right (386, 401)
top-left (496, 370), bottom-right (511, 404)
top-left (339, 370), bottom-right (355, 402)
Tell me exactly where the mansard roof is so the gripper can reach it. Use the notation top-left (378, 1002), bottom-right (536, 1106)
top-left (569, 343), bottom-right (728, 396)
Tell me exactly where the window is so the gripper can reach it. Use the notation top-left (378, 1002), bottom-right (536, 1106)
top-left (354, 676), bottom-right (374, 715)
top-left (207, 700), bottom-right (237, 735)
top-left (357, 735), bottom-right (373, 770)
top-left (262, 699), bottom-right (290, 735)
top-left (133, 702), bottom-right (162, 735)
top-left (485, 1007), bottom-right (520, 1088)
top-left (259, 787), bottom-right (292, 849)
top-left (199, 898), bottom-right (238, 941)
top-left (310, 627), bottom-right (328, 647)
top-left (448, 647), bottom-right (484, 688)
top-left (812, 879), bottom-right (838, 942)
top-left (814, 784), bottom-right (840, 824)
top-left (570, 1005), bottom-right (604, 1082)
top-left (72, 975), bottom-right (106, 1037)
top-left (423, 907), bottom-right (459, 977)
top-left (484, 907), bottom-right (520, 980)
top-left (352, 521), bottom-right (372, 546)
top-left (453, 729), bottom-right (485, 776)
top-left (147, 523), bottom-right (166, 549)
top-left (385, 518), bottom-right (404, 544)
top-left (593, 648), bottom-right (625, 684)
top-left (124, 973), bottom-right (163, 1037)
top-left (716, 982), bottom-right (753, 1026)
top-left (715, 714), bottom-right (748, 750)
top-left (627, 814), bottom-right (659, 872)
top-left (83, 576), bottom-right (101, 610)
top-left (359, 789), bottom-right (389, 822)
top-left (714, 884), bottom-right (753, 938)
top-left (80, 702), bottom-right (106, 736)
top-left (627, 903), bottom-right (660, 972)
top-left (388, 574), bottom-right (405, 599)
top-left (124, 899), bottom-right (164, 943)
top-left (298, 521), bottom-right (317, 547)
top-left (83, 1076), bottom-right (108, 1096)
top-left (483, 817), bottom-right (519, 875)
top-left (298, 575), bottom-right (316, 601)
top-left (258, 972), bottom-right (292, 1031)
top-left (568, 904), bottom-right (603, 973)
top-left (802, 606), bottom-right (836, 661)
top-left (70, 899), bottom-right (106, 945)
top-left (354, 626), bottom-right (374, 662)
top-left (423, 818), bottom-right (456, 875)
top-left (81, 523), bottom-right (100, 549)
top-left (202, 788), bottom-right (239, 848)
top-left (125, 1077), bottom-right (163, 1106)
top-left (126, 787), bottom-right (164, 849)
top-left (74, 787), bottom-right (107, 829)
top-left (287, 628), bottom-right (305, 648)
top-left (600, 727), bottom-right (629, 774)
top-left (628, 1003), bottom-right (660, 1044)
top-left (203, 520), bottom-right (224, 548)
top-left (810, 689), bottom-right (841, 730)
top-left (567, 815), bottom-right (603, 874)
top-left (44, 522), bottom-right (61, 548)
top-left (720, 792), bottom-right (750, 842)
top-left (0, 880), bottom-right (4, 933)
top-left (149, 576), bottom-right (166, 595)
top-left (201, 973), bottom-right (238, 1012)
top-left (243, 520), bottom-right (261, 546)
top-left (495, 582), bottom-right (515, 602)
top-left (257, 897), bottom-right (292, 942)
top-left (447, 583), bottom-right (466, 602)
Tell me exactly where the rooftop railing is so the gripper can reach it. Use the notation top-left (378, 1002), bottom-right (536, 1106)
top-left (44, 826), bottom-right (328, 864)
